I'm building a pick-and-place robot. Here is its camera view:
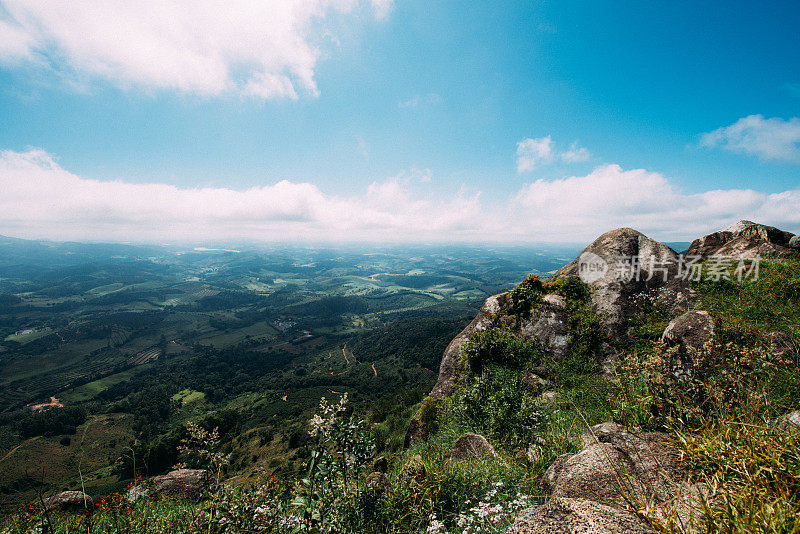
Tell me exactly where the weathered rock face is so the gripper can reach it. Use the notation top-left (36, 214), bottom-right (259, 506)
top-left (154, 469), bottom-right (209, 499)
top-left (43, 491), bottom-right (93, 513)
top-left (687, 220), bottom-right (795, 258)
top-left (507, 422), bottom-right (708, 532)
top-left (556, 228), bottom-right (694, 330)
top-left (504, 496), bottom-right (654, 534)
top-left (446, 433), bottom-right (498, 461)
top-left (519, 294), bottom-right (571, 361)
top-left (790, 235), bottom-right (800, 250)
top-left (428, 290), bottom-right (575, 404)
top-left (541, 423), bottom-right (683, 508)
top-left (661, 310), bottom-right (716, 354)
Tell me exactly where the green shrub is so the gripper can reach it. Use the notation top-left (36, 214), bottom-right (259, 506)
top-left (454, 365), bottom-right (547, 446)
top-left (544, 275), bottom-right (590, 305)
top-left (460, 328), bottom-right (542, 375)
top-left (559, 304), bottom-right (606, 377)
top-left (509, 275), bottom-right (545, 317)
top-left (417, 396), bottom-right (442, 436)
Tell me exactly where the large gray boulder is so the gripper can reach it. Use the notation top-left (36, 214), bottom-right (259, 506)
top-left (154, 469), bottom-right (209, 499)
top-left (687, 220), bottom-right (795, 258)
top-left (509, 423), bottom-right (708, 532)
top-left (404, 293), bottom-right (507, 446)
top-left (789, 235), bottom-right (800, 250)
top-left (541, 423), bottom-right (683, 508)
top-left (446, 433), bottom-right (498, 461)
top-left (556, 228), bottom-right (694, 330)
top-left (504, 496), bottom-right (653, 534)
top-left (661, 310), bottom-right (716, 354)
top-left (43, 491), bottom-right (93, 513)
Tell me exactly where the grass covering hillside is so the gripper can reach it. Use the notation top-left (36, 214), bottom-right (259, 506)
top-left (1, 255), bottom-right (798, 533)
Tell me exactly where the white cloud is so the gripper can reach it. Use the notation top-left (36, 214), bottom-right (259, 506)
top-left (0, 18), bottom-right (35, 62)
top-left (560, 142), bottom-right (591, 163)
top-left (1, 150), bottom-right (798, 244)
top-left (0, 0), bottom-right (390, 99)
top-left (516, 137), bottom-right (553, 173)
top-left (509, 164), bottom-right (800, 241)
top-left (700, 114), bottom-right (800, 163)
top-left (516, 137), bottom-right (591, 172)
top-left (0, 149), bottom-right (478, 242)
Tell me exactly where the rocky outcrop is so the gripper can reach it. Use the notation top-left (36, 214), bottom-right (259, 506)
top-left (504, 496), bottom-right (653, 534)
top-left (426, 289), bottom-right (575, 404)
top-left (43, 491), bottom-right (93, 513)
top-left (408, 227), bottom-right (696, 447)
top-left (555, 228), bottom-right (694, 330)
top-left (790, 235), bottom-right (800, 250)
top-left (428, 293), bottom-right (508, 400)
top-left (406, 290), bottom-right (572, 445)
top-left (446, 433), bottom-right (498, 461)
top-left (154, 469), bottom-right (209, 499)
top-left (687, 220), bottom-right (795, 258)
top-left (541, 423), bottom-right (684, 508)
top-left (661, 310), bottom-right (716, 354)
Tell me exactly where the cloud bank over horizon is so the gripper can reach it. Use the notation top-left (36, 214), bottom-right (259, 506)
top-left (1, 148), bottom-right (798, 245)
top-left (0, 0), bottom-right (389, 99)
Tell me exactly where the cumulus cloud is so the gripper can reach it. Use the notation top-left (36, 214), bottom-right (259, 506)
top-left (516, 137), bottom-right (590, 172)
top-left (509, 164), bottom-right (800, 241)
top-left (1, 150), bottom-right (798, 244)
top-left (0, 0), bottom-right (390, 99)
top-left (560, 142), bottom-right (591, 163)
top-left (700, 115), bottom-right (800, 163)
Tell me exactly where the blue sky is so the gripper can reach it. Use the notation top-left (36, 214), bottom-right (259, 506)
top-left (0, 0), bottom-right (798, 244)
